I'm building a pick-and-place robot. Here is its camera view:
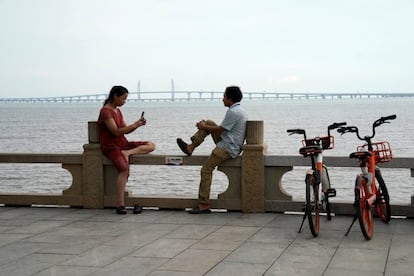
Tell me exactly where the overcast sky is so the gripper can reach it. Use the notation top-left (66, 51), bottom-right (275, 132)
top-left (1, 0), bottom-right (413, 98)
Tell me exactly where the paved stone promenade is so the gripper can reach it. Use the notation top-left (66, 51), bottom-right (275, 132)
top-left (0, 206), bottom-right (413, 276)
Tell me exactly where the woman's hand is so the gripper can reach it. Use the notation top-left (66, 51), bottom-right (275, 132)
top-left (135, 118), bottom-right (146, 128)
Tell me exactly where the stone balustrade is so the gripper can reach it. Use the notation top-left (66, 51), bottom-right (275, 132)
top-left (0, 121), bottom-right (413, 217)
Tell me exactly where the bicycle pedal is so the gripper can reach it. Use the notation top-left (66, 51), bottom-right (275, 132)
top-left (327, 188), bottom-right (336, 197)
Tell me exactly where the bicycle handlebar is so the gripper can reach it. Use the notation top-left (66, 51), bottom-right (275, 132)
top-left (327, 122), bottom-right (346, 138)
top-left (286, 129), bottom-right (305, 135)
top-left (287, 128), bottom-right (307, 140)
top-left (373, 114), bottom-right (397, 128)
top-left (328, 122), bottom-right (347, 130)
top-left (337, 114), bottom-right (396, 141)
top-left (287, 122), bottom-right (347, 143)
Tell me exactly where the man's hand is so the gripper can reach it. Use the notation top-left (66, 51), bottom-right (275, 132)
top-left (196, 120), bottom-right (206, 130)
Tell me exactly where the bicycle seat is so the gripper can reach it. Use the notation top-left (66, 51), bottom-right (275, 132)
top-left (299, 145), bottom-right (322, 157)
top-left (349, 151), bottom-right (372, 160)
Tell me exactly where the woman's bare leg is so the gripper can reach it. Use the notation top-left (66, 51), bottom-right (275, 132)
top-left (121, 142), bottom-right (156, 162)
top-left (118, 142), bottom-right (155, 207)
top-left (117, 171), bottom-right (129, 207)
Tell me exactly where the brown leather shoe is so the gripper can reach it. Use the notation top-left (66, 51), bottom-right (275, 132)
top-left (189, 207), bottom-right (211, 214)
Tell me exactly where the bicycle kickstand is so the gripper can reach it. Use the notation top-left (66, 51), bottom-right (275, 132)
top-left (298, 212), bottom-right (307, 233)
top-left (345, 214), bottom-right (358, 236)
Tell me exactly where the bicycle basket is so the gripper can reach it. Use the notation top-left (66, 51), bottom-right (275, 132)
top-left (357, 141), bottom-right (392, 163)
top-left (302, 136), bottom-right (334, 150)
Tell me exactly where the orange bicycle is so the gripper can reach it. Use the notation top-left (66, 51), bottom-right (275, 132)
top-left (338, 115), bottom-right (396, 240)
top-left (287, 122), bottom-right (346, 237)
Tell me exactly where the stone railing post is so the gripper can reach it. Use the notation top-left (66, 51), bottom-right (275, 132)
top-left (81, 121), bottom-right (105, 208)
top-left (241, 120), bottom-right (265, 212)
top-left (412, 169), bottom-right (414, 206)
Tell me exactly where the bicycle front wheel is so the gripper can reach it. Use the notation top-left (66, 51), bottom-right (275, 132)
top-left (355, 175), bottom-right (374, 240)
top-left (375, 168), bottom-right (391, 223)
top-left (305, 174), bottom-right (320, 237)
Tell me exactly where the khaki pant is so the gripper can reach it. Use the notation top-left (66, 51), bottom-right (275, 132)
top-left (191, 120), bottom-right (232, 206)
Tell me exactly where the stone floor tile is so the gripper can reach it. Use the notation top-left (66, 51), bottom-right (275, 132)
top-left (89, 256), bottom-right (168, 276)
top-left (132, 238), bottom-right (197, 258)
top-left (38, 237), bottom-right (114, 255)
top-left (146, 270), bottom-right (201, 276)
top-left (329, 247), bottom-right (387, 273)
top-left (248, 227), bottom-right (297, 245)
top-left (62, 244), bottom-right (138, 267)
top-left (191, 226), bottom-right (259, 251)
top-left (32, 265), bottom-right (100, 276)
top-left (225, 213), bottom-right (279, 227)
top-left (104, 226), bottom-right (175, 247)
top-left (322, 267), bottom-right (383, 276)
top-left (165, 224), bottom-right (221, 240)
top-left (224, 241), bottom-right (285, 265)
top-left (264, 213), bottom-right (305, 229)
top-left (0, 253), bottom-right (73, 276)
top-left (340, 231), bottom-right (392, 250)
top-left (0, 233), bottom-right (31, 247)
top-left (8, 219), bottom-right (70, 234)
top-left (159, 248), bottom-right (230, 273)
top-left (265, 253), bottom-right (330, 276)
top-left (385, 233), bottom-right (414, 275)
top-left (0, 242), bottom-right (48, 266)
top-left (206, 261), bottom-right (269, 276)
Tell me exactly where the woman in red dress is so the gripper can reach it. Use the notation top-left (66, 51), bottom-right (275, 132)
top-left (98, 86), bottom-right (155, 214)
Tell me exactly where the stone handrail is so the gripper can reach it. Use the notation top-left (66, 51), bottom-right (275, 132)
top-left (0, 153), bottom-right (413, 216)
top-left (0, 120), bottom-right (412, 217)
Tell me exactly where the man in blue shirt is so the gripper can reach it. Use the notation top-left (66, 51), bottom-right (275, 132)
top-left (177, 86), bottom-right (248, 214)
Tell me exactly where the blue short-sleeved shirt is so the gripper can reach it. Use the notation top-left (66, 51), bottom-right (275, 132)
top-left (217, 102), bottom-right (248, 158)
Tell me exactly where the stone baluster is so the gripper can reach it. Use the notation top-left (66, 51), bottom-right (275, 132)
top-left (241, 121), bottom-right (265, 212)
top-left (81, 121), bottom-right (105, 208)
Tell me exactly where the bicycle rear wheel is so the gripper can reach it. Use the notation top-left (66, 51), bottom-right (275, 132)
top-left (305, 174), bottom-right (320, 237)
top-left (355, 175), bottom-right (374, 240)
top-left (375, 168), bottom-right (391, 223)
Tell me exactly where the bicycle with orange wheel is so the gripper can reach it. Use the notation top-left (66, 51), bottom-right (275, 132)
top-left (287, 122), bottom-right (346, 237)
top-left (338, 115), bottom-right (396, 240)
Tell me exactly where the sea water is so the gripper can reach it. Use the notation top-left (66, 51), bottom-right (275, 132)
top-left (0, 98), bottom-right (412, 204)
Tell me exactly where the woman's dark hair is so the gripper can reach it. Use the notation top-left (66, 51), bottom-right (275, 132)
top-left (224, 86), bottom-right (243, 103)
top-left (103, 86), bottom-right (129, 106)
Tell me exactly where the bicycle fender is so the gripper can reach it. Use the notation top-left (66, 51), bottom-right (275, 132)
top-left (354, 176), bottom-right (361, 189)
top-left (306, 169), bottom-right (314, 176)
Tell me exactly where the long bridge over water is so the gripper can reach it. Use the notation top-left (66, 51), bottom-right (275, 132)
top-left (1, 91), bottom-right (414, 103)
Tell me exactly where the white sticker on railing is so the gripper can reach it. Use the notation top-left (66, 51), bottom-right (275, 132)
top-left (165, 156), bottom-right (183, 165)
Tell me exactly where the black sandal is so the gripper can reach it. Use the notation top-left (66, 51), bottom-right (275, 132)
top-left (133, 204), bottom-right (143, 214)
top-left (116, 206), bottom-right (127, 215)
top-left (177, 138), bottom-right (192, 156)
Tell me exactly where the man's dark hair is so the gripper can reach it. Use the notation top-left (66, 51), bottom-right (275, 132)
top-left (225, 86), bottom-right (243, 103)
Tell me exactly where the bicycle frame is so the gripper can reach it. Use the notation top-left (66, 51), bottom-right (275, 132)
top-left (359, 144), bottom-right (378, 207)
top-left (287, 122), bottom-right (345, 237)
top-left (303, 146), bottom-right (322, 183)
top-left (354, 141), bottom-right (392, 222)
top-left (339, 115), bottom-right (395, 240)
top-left (299, 145), bottom-right (323, 236)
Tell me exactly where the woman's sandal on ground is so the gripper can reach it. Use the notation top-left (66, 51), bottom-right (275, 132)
top-left (116, 205), bottom-right (127, 215)
top-left (189, 207), bottom-right (211, 214)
